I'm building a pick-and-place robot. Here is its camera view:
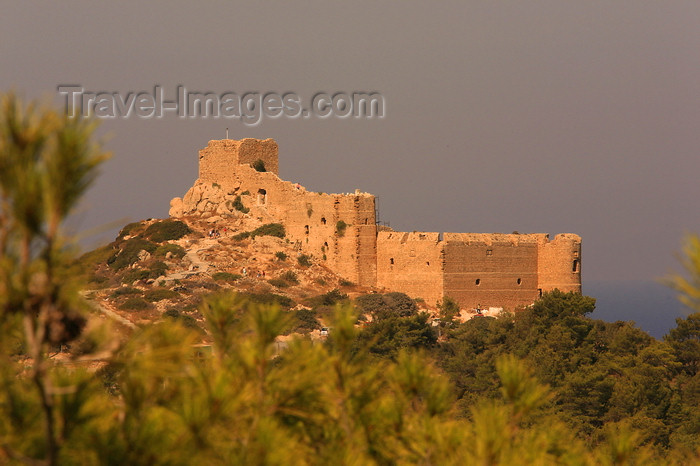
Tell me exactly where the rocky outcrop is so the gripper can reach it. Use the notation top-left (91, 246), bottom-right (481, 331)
top-left (170, 180), bottom-right (249, 218)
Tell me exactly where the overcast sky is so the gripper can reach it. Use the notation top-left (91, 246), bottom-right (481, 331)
top-left (2, 1), bottom-right (699, 317)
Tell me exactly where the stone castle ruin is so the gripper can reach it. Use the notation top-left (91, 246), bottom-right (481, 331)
top-left (170, 138), bottom-right (582, 310)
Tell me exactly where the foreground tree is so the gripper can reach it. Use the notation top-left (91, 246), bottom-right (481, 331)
top-left (1, 93), bottom-right (698, 464)
top-left (667, 234), bottom-right (700, 312)
top-left (0, 93), bottom-right (109, 465)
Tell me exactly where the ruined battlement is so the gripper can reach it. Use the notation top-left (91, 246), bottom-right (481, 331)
top-left (199, 138), bottom-right (279, 184)
top-left (170, 138), bottom-right (582, 310)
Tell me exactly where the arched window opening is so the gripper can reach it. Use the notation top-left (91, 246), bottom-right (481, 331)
top-left (321, 217), bottom-right (327, 225)
top-left (305, 225), bottom-right (309, 235)
top-left (390, 258), bottom-right (394, 265)
top-left (573, 259), bottom-right (579, 272)
top-left (257, 188), bottom-right (267, 205)
top-left (475, 279), bottom-right (481, 286)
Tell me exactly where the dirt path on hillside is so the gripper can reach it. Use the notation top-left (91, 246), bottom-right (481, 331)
top-left (167, 239), bottom-right (215, 280)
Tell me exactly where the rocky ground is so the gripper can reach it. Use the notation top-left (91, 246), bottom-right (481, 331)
top-left (77, 215), bottom-right (388, 343)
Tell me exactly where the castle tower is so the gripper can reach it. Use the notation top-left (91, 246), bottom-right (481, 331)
top-left (198, 138), bottom-right (279, 186)
top-left (537, 233), bottom-right (582, 294)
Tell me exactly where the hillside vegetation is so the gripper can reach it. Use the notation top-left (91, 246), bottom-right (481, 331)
top-left (1, 93), bottom-right (699, 464)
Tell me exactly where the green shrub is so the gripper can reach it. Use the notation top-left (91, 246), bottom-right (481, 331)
top-left (154, 243), bottom-right (186, 259)
top-left (87, 273), bottom-right (110, 288)
top-left (117, 221), bottom-right (144, 239)
top-left (179, 314), bottom-right (199, 329)
top-left (437, 296), bottom-right (460, 322)
top-left (297, 254), bottom-right (312, 267)
top-left (268, 279), bottom-right (289, 288)
top-left (240, 292), bottom-right (294, 310)
top-left (339, 279), bottom-right (354, 287)
top-left (233, 231), bottom-right (250, 241)
top-left (240, 190), bottom-right (250, 196)
top-left (144, 219), bottom-right (191, 242)
top-left (232, 195), bottom-right (249, 214)
top-left (107, 238), bottom-right (158, 270)
top-left (164, 308), bottom-right (202, 330)
top-left (280, 270), bottom-right (299, 284)
top-left (252, 159), bottom-right (266, 172)
top-left (293, 308), bottom-right (321, 332)
top-left (212, 272), bottom-right (242, 282)
top-left (149, 261), bottom-right (168, 278)
top-left (120, 297), bottom-right (152, 311)
top-left (120, 269), bottom-right (151, 284)
top-left (251, 223), bottom-right (285, 239)
top-left (306, 289), bottom-right (349, 308)
top-left (234, 224), bottom-right (285, 240)
top-left (355, 292), bottom-right (418, 320)
top-left (110, 287), bottom-right (141, 298)
top-left (144, 289), bottom-right (179, 302)
top-left (275, 251), bottom-right (287, 261)
top-left (320, 289), bottom-right (348, 306)
top-left (193, 281), bottom-right (221, 291)
top-left (336, 220), bottom-right (348, 237)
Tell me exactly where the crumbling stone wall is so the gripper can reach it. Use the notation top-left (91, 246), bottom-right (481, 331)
top-left (170, 138), bottom-right (582, 309)
top-left (198, 138), bottom-right (279, 184)
top-left (171, 138), bottom-right (377, 287)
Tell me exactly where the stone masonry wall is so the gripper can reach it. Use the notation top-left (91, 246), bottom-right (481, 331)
top-left (171, 138), bottom-right (582, 310)
top-left (198, 138), bottom-right (279, 185)
top-left (537, 233), bottom-right (582, 294)
top-left (376, 232), bottom-right (444, 305)
top-left (174, 139), bottom-right (376, 287)
top-left (375, 232), bottom-right (579, 309)
top-left (442, 233), bottom-right (541, 310)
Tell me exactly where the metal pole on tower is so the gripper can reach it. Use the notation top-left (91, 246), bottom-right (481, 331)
top-left (226, 128), bottom-right (229, 139)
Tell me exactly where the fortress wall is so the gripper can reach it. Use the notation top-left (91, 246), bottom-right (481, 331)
top-left (442, 233), bottom-right (541, 310)
top-left (349, 195), bottom-right (378, 287)
top-left (537, 233), bottom-right (582, 293)
top-left (198, 138), bottom-right (279, 185)
top-left (376, 232), bottom-right (444, 305)
top-left (236, 138), bottom-right (279, 175)
top-left (176, 139), bottom-right (583, 310)
top-left (329, 195), bottom-right (377, 287)
top-left (214, 161), bottom-right (376, 285)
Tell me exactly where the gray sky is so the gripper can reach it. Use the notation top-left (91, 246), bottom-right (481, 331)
top-left (2, 1), bottom-right (700, 293)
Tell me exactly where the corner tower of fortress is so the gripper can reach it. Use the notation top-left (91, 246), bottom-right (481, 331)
top-left (170, 138), bottom-right (581, 310)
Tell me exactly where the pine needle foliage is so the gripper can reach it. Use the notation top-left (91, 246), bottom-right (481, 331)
top-left (1, 93), bottom-right (699, 464)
